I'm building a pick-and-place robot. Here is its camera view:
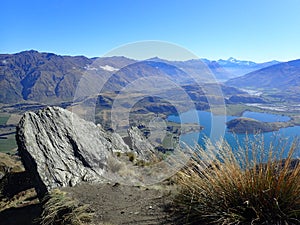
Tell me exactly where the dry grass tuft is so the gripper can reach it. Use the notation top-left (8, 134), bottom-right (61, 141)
top-left (0, 152), bottom-right (24, 175)
top-left (174, 137), bottom-right (300, 224)
top-left (0, 188), bottom-right (38, 212)
top-left (40, 189), bottom-right (94, 225)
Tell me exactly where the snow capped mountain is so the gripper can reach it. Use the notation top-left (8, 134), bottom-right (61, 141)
top-left (218, 57), bottom-right (258, 67)
top-left (226, 59), bottom-right (300, 93)
top-left (213, 58), bottom-right (281, 77)
top-left (147, 57), bottom-right (280, 80)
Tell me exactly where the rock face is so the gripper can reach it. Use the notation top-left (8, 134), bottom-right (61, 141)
top-left (127, 127), bottom-right (156, 160)
top-left (16, 106), bottom-right (143, 195)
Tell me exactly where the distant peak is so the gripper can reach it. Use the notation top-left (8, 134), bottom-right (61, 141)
top-left (228, 57), bottom-right (237, 62)
top-left (18, 49), bottom-right (40, 54)
top-left (147, 56), bottom-right (163, 61)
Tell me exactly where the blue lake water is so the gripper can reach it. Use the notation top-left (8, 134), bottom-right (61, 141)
top-left (168, 110), bottom-right (300, 157)
top-left (242, 111), bottom-right (290, 122)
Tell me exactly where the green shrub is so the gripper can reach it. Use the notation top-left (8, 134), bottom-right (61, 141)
top-left (174, 138), bottom-right (300, 224)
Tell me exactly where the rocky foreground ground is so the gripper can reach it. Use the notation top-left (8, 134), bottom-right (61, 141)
top-left (0, 106), bottom-right (184, 225)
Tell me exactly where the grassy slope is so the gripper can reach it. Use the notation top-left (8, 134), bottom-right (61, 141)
top-left (0, 114), bottom-right (9, 126)
top-left (0, 114), bottom-right (18, 153)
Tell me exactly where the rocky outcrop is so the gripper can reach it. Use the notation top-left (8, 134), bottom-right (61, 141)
top-left (16, 106), bottom-right (152, 196)
top-left (127, 127), bottom-right (156, 160)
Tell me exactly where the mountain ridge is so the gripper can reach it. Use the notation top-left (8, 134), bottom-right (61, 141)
top-left (226, 59), bottom-right (300, 90)
top-left (0, 50), bottom-right (284, 104)
top-left (216, 57), bottom-right (280, 77)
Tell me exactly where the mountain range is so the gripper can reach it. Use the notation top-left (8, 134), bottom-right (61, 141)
top-left (148, 57), bottom-right (280, 81)
top-left (0, 50), bottom-right (294, 104)
top-left (226, 59), bottom-right (300, 91)
top-left (216, 57), bottom-right (280, 77)
top-left (0, 51), bottom-right (137, 103)
top-left (225, 59), bottom-right (300, 102)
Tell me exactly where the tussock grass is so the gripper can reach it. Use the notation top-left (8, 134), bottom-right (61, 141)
top-left (0, 188), bottom-right (38, 212)
top-left (174, 137), bottom-right (300, 224)
top-left (40, 189), bottom-right (94, 225)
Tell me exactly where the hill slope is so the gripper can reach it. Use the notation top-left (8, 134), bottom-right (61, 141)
top-left (226, 59), bottom-right (300, 92)
top-left (0, 51), bottom-right (136, 103)
top-left (0, 50), bottom-right (92, 103)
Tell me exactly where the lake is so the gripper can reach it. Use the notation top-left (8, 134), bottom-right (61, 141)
top-left (168, 110), bottom-right (300, 157)
top-left (242, 111), bottom-right (290, 122)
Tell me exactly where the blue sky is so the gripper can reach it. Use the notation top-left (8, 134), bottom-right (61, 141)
top-left (1, 0), bottom-right (300, 62)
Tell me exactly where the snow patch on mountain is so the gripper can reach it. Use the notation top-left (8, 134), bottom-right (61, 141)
top-left (100, 65), bottom-right (119, 72)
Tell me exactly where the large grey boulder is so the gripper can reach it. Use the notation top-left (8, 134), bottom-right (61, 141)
top-left (16, 106), bottom-right (134, 195)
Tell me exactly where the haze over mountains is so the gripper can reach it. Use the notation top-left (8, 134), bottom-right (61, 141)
top-left (216, 57), bottom-right (280, 77)
top-left (226, 59), bottom-right (300, 91)
top-left (0, 50), bottom-right (296, 105)
top-left (148, 57), bottom-right (280, 81)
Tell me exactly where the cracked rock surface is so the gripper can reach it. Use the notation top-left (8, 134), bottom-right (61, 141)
top-left (16, 106), bottom-right (137, 194)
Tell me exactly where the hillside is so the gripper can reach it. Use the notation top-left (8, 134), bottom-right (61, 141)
top-left (226, 117), bottom-right (289, 133)
top-left (0, 51), bottom-right (139, 103)
top-left (0, 50), bottom-right (90, 103)
top-left (226, 59), bottom-right (300, 91)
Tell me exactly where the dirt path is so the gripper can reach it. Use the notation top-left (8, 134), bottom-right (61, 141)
top-left (64, 183), bottom-right (177, 225)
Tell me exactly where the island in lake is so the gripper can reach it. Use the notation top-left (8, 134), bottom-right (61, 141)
top-left (226, 117), bottom-right (292, 134)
